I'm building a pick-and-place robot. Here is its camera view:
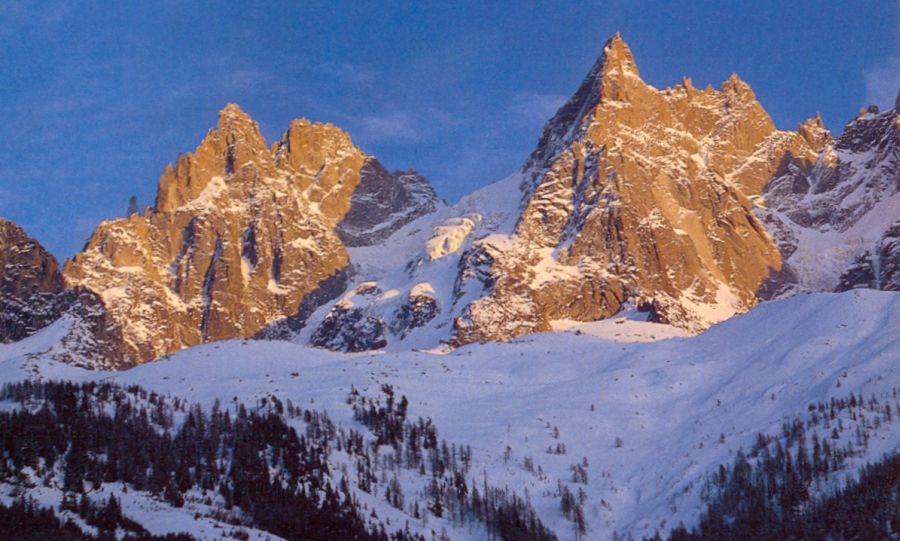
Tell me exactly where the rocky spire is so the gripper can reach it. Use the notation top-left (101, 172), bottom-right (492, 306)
top-left (721, 73), bottom-right (756, 99)
top-left (155, 103), bottom-right (272, 212)
top-left (64, 104), bottom-right (437, 364)
top-left (798, 113), bottom-right (831, 150)
top-left (598, 33), bottom-right (640, 80)
top-left (523, 33), bottom-right (646, 175)
top-left (453, 34), bottom-right (793, 345)
top-left (272, 118), bottom-right (368, 225)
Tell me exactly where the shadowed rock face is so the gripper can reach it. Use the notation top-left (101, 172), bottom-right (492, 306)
top-left (0, 218), bottom-right (65, 342)
top-left (337, 161), bottom-right (439, 246)
top-left (836, 221), bottom-right (900, 292)
top-left (390, 290), bottom-right (438, 337)
top-left (453, 34), bottom-right (792, 342)
top-left (64, 104), bottom-right (437, 363)
top-left (0, 219), bottom-right (130, 369)
top-left (310, 283), bottom-right (388, 352)
top-left (759, 92), bottom-right (900, 295)
top-left (765, 107), bottom-right (898, 232)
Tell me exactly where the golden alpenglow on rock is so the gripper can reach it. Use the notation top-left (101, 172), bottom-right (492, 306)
top-left (452, 34), bottom-right (818, 341)
top-left (45, 34), bottom-right (900, 362)
top-left (64, 104), bottom-right (437, 363)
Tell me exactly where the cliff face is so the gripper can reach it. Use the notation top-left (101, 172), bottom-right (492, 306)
top-left (64, 104), bottom-right (437, 363)
top-left (452, 34), bottom-right (796, 342)
top-left (0, 218), bottom-right (65, 343)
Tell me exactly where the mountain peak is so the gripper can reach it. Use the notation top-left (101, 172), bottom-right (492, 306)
top-left (578, 33), bottom-right (642, 93)
top-left (522, 33), bottom-right (645, 173)
top-left (600, 32), bottom-right (638, 77)
top-left (798, 112), bottom-right (831, 149)
top-left (219, 102), bottom-right (251, 120)
top-left (721, 73), bottom-right (756, 100)
top-left (215, 102), bottom-right (261, 136)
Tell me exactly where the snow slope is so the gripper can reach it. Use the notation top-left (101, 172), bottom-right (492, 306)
top-left (298, 171), bottom-right (527, 352)
top-left (2, 290), bottom-right (899, 540)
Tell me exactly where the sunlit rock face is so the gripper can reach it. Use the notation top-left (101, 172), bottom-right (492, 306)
top-left (453, 34), bottom-right (800, 342)
top-left (64, 104), bottom-right (437, 363)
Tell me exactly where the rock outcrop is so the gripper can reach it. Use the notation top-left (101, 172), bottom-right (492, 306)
top-left (0, 218), bottom-right (130, 369)
top-left (310, 283), bottom-right (389, 353)
top-left (64, 104), bottom-right (438, 363)
top-left (0, 218), bottom-right (65, 342)
top-left (836, 220), bottom-right (900, 292)
top-left (337, 163), bottom-right (439, 246)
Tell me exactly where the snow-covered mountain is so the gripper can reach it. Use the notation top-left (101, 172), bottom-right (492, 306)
top-left (0, 32), bottom-right (898, 540)
top-left (302, 34), bottom-right (900, 354)
top-left (1, 290), bottom-right (898, 540)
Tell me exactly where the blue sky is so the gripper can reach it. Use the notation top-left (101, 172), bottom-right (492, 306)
top-left (1, 1), bottom-right (898, 259)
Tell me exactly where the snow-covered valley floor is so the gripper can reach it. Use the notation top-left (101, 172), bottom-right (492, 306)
top-left (1, 289), bottom-right (899, 540)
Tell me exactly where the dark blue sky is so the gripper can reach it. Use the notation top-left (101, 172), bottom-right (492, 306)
top-left (1, 1), bottom-right (898, 259)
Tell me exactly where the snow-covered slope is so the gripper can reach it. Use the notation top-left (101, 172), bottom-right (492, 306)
top-left (301, 171), bottom-right (527, 352)
top-left (3, 289), bottom-right (898, 540)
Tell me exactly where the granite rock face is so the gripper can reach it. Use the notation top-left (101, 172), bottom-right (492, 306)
top-left (64, 104), bottom-right (437, 363)
top-left (453, 34), bottom-right (789, 341)
top-left (0, 218), bottom-right (65, 343)
top-left (337, 162), bottom-right (439, 246)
